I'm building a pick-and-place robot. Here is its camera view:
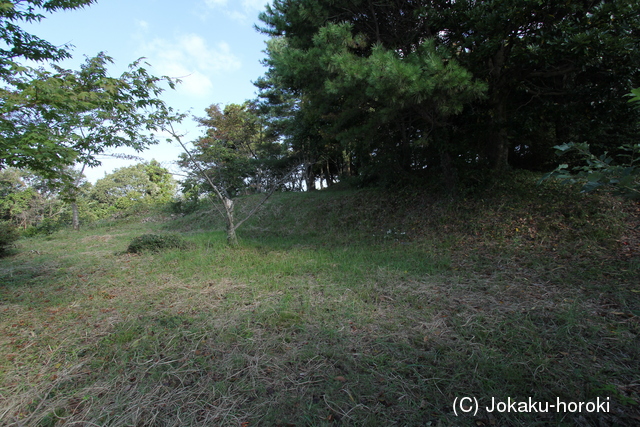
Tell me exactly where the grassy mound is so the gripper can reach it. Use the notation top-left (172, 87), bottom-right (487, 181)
top-left (1, 172), bottom-right (638, 426)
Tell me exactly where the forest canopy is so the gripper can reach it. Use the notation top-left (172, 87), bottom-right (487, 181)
top-left (254, 0), bottom-right (640, 188)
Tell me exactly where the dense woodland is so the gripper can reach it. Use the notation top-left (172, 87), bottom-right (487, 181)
top-left (253, 0), bottom-right (640, 188)
top-left (1, 0), bottom-right (639, 236)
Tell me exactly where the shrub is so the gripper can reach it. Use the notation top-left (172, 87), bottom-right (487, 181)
top-left (540, 142), bottom-right (640, 199)
top-left (539, 90), bottom-right (640, 200)
top-left (126, 233), bottom-right (192, 254)
top-left (22, 217), bottom-right (63, 237)
top-left (0, 221), bottom-right (20, 256)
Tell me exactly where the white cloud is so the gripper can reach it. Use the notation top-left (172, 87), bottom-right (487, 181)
top-left (204, 0), bottom-right (228, 6)
top-left (178, 35), bottom-right (240, 72)
top-left (137, 20), bottom-right (149, 31)
top-left (242, 0), bottom-right (269, 13)
top-left (156, 61), bottom-right (214, 96)
top-left (203, 0), bottom-right (270, 23)
top-left (137, 33), bottom-right (241, 98)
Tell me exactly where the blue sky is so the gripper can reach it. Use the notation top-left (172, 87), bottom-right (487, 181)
top-left (22, 0), bottom-right (272, 182)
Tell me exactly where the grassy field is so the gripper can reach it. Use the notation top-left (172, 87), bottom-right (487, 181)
top-left (1, 172), bottom-right (639, 426)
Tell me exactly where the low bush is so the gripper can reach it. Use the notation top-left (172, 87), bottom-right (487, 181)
top-left (126, 233), bottom-right (192, 254)
top-left (0, 221), bottom-right (19, 256)
top-left (22, 217), bottom-right (63, 237)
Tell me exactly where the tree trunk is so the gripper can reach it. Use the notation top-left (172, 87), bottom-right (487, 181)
top-left (223, 197), bottom-right (238, 247)
top-left (72, 202), bottom-right (80, 231)
top-left (440, 150), bottom-right (457, 195)
top-left (324, 160), bottom-right (333, 187)
top-left (486, 44), bottom-right (511, 172)
top-left (167, 123), bottom-right (293, 249)
top-left (226, 223), bottom-right (238, 247)
top-left (305, 163), bottom-right (316, 191)
top-left (487, 96), bottom-right (509, 172)
top-left (70, 163), bottom-right (86, 231)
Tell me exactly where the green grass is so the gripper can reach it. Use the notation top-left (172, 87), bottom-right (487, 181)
top-left (1, 172), bottom-right (639, 426)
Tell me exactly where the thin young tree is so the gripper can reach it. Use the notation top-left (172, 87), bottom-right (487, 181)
top-left (167, 102), bottom-right (294, 246)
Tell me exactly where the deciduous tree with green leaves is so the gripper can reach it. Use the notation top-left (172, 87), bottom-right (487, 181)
top-left (0, 167), bottom-right (70, 232)
top-left (1, 52), bottom-right (178, 181)
top-left (0, 0), bottom-right (94, 77)
top-left (90, 160), bottom-right (176, 215)
top-left (1, 0), bottom-right (181, 227)
top-left (0, 53), bottom-right (180, 230)
top-left (0, 167), bottom-right (40, 228)
top-left (172, 102), bottom-right (292, 246)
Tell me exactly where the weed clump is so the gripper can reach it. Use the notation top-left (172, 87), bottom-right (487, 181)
top-left (126, 233), bottom-right (192, 253)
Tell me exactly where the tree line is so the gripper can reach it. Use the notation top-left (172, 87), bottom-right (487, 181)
top-left (0, 160), bottom-right (175, 231)
top-left (182, 0), bottom-right (640, 201)
top-left (252, 0), bottom-right (640, 189)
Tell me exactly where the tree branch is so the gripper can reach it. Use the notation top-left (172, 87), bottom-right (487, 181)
top-left (165, 122), bottom-right (228, 220)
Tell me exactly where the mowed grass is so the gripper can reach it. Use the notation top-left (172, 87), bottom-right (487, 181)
top-left (1, 172), bottom-right (639, 426)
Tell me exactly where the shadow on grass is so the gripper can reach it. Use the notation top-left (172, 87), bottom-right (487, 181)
top-left (22, 300), bottom-right (637, 427)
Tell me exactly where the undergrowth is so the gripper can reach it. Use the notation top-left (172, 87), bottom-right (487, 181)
top-left (0, 221), bottom-right (19, 257)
